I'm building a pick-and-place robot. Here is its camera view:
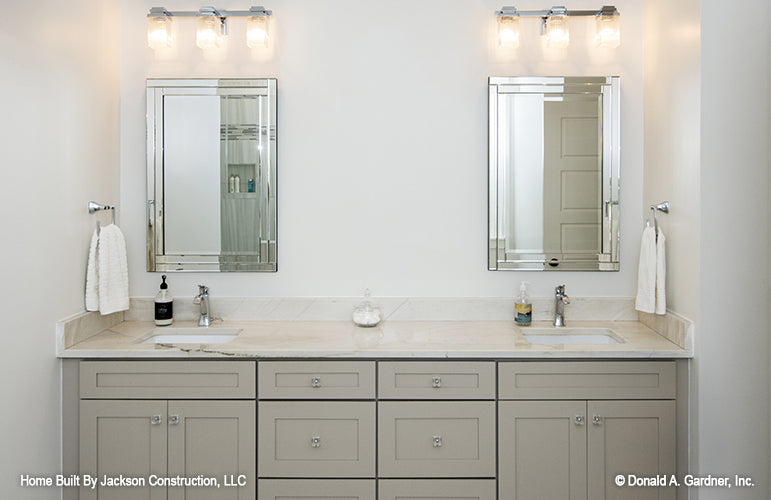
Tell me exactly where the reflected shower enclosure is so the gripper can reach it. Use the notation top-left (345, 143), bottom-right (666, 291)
top-left (147, 79), bottom-right (277, 272)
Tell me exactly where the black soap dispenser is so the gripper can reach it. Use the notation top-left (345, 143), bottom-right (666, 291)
top-left (154, 275), bottom-right (173, 326)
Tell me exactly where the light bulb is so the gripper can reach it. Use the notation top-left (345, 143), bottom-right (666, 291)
top-left (196, 15), bottom-right (222, 50)
top-left (595, 14), bottom-right (620, 48)
top-left (545, 15), bottom-right (569, 49)
top-left (246, 16), bottom-right (270, 48)
top-left (147, 16), bottom-right (172, 49)
top-left (497, 16), bottom-right (520, 48)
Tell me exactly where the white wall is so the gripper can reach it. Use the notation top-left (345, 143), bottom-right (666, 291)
top-left (698, 0), bottom-right (769, 498)
top-left (0, 0), bottom-right (120, 497)
top-left (121, 0), bottom-right (645, 300)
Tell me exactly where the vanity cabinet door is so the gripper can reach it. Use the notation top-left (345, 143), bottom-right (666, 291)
top-left (79, 400), bottom-right (168, 500)
top-left (167, 401), bottom-right (256, 500)
top-left (587, 400), bottom-right (676, 500)
top-left (498, 401), bottom-right (587, 500)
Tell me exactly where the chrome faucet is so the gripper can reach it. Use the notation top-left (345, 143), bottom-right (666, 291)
top-left (193, 285), bottom-right (210, 327)
top-left (554, 284), bottom-right (570, 327)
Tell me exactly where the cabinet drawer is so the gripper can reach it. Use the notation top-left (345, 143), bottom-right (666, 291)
top-left (258, 402), bottom-right (376, 478)
top-left (258, 479), bottom-right (375, 499)
top-left (79, 361), bottom-right (255, 399)
top-left (378, 362), bottom-right (495, 399)
top-left (499, 361), bottom-right (676, 400)
top-left (258, 361), bottom-right (375, 399)
top-left (379, 479), bottom-right (496, 500)
top-left (378, 402), bottom-right (496, 477)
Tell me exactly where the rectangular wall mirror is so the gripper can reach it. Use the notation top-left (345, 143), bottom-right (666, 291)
top-left (147, 78), bottom-right (277, 272)
top-left (488, 76), bottom-right (620, 271)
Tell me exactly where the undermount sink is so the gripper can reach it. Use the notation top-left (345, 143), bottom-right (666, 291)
top-left (523, 327), bottom-right (624, 345)
top-left (141, 328), bottom-right (241, 344)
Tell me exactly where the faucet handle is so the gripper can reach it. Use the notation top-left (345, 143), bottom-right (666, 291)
top-left (555, 284), bottom-right (566, 294)
top-left (197, 284), bottom-right (209, 295)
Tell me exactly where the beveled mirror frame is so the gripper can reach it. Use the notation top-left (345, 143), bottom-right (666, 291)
top-left (147, 78), bottom-right (277, 272)
top-left (488, 76), bottom-right (620, 271)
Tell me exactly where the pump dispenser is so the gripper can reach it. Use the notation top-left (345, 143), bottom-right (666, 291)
top-left (515, 281), bottom-right (532, 326)
top-left (154, 275), bottom-right (173, 326)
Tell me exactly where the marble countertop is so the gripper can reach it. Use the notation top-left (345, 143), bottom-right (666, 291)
top-left (58, 319), bottom-right (691, 359)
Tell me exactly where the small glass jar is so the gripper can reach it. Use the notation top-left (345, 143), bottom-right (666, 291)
top-left (352, 289), bottom-right (382, 327)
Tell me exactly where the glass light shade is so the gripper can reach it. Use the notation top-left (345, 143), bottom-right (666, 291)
top-left (595, 14), bottom-right (620, 48)
top-left (147, 16), bottom-right (172, 49)
top-left (497, 16), bottom-right (520, 48)
top-left (545, 16), bottom-right (570, 49)
top-left (246, 16), bottom-right (270, 48)
top-left (196, 15), bottom-right (222, 49)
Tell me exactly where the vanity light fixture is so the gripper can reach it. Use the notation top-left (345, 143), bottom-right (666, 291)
top-left (496, 7), bottom-right (521, 48)
top-left (495, 5), bottom-right (619, 49)
top-left (147, 7), bottom-right (173, 49)
top-left (146, 5), bottom-right (273, 50)
top-left (196, 7), bottom-right (225, 49)
top-left (246, 6), bottom-right (271, 48)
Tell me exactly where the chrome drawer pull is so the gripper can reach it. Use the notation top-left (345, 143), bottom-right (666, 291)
top-left (311, 436), bottom-right (321, 448)
top-left (151, 415), bottom-right (162, 425)
top-left (575, 415), bottom-right (584, 425)
top-left (592, 415), bottom-right (602, 425)
top-left (169, 415), bottom-right (179, 425)
top-left (311, 376), bottom-right (322, 388)
top-left (432, 376), bottom-right (442, 388)
top-left (432, 435), bottom-right (443, 447)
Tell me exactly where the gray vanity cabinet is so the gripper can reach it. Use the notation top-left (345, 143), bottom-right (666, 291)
top-left (75, 361), bottom-right (256, 500)
top-left (498, 362), bottom-right (676, 500)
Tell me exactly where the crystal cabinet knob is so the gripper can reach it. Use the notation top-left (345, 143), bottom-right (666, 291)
top-left (311, 376), bottom-right (322, 388)
top-left (592, 415), bottom-right (603, 425)
top-left (575, 415), bottom-right (584, 425)
top-left (432, 377), bottom-right (442, 388)
top-left (152, 415), bottom-right (162, 425)
top-left (169, 415), bottom-right (180, 425)
top-left (310, 436), bottom-right (321, 448)
top-left (433, 436), bottom-right (443, 447)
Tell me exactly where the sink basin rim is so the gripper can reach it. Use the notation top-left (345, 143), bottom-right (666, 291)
top-left (140, 327), bottom-right (242, 345)
top-left (522, 327), bottom-right (625, 345)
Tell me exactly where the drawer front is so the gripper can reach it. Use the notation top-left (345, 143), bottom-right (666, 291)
top-left (79, 361), bottom-right (255, 399)
top-left (379, 479), bottom-right (496, 500)
top-left (258, 479), bottom-right (375, 500)
top-left (378, 402), bottom-right (496, 478)
top-left (258, 402), bottom-right (376, 478)
top-left (258, 361), bottom-right (375, 399)
top-left (378, 362), bottom-right (495, 400)
top-left (498, 361), bottom-right (676, 399)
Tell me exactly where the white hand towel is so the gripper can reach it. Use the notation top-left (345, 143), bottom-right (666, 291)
top-left (655, 228), bottom-right (666, 314)
top-left (634, 225), bottom-right (656, 314)
top-left (85, 229), bottom-right (99, 312)
top-left (85, 224), bottom-right (130, 315)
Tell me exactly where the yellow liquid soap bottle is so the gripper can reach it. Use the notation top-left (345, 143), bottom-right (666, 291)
top-left (515, 281), bottom-right (532, 326)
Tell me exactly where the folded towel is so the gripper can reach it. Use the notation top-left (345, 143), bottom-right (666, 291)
top-left (85, 229), bottom-right (99, 312)
top-left (655, 229), bottom-right (666, 314)
top-left (635, 226), bottom-right (656, 314)
top-left (85, 224), bottom-right (129, 315)
top-left (635, 225), bottom-right (666, 315)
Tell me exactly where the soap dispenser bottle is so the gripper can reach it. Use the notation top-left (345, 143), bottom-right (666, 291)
top-left (154, 275), bottom-right (173, 326)
top-left (515, 281), bottom-right (532, 326)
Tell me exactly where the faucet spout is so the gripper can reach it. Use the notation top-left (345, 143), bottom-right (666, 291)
top-left (193, 285), bottom-right (210, 327)
top-left (554, 284), bottom-right (570, 327)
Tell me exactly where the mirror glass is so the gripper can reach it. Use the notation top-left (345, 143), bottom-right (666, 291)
top-left (488, 76), bottom-right (620, 271)
top-left (147, 79), bottom-right (277, 272)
